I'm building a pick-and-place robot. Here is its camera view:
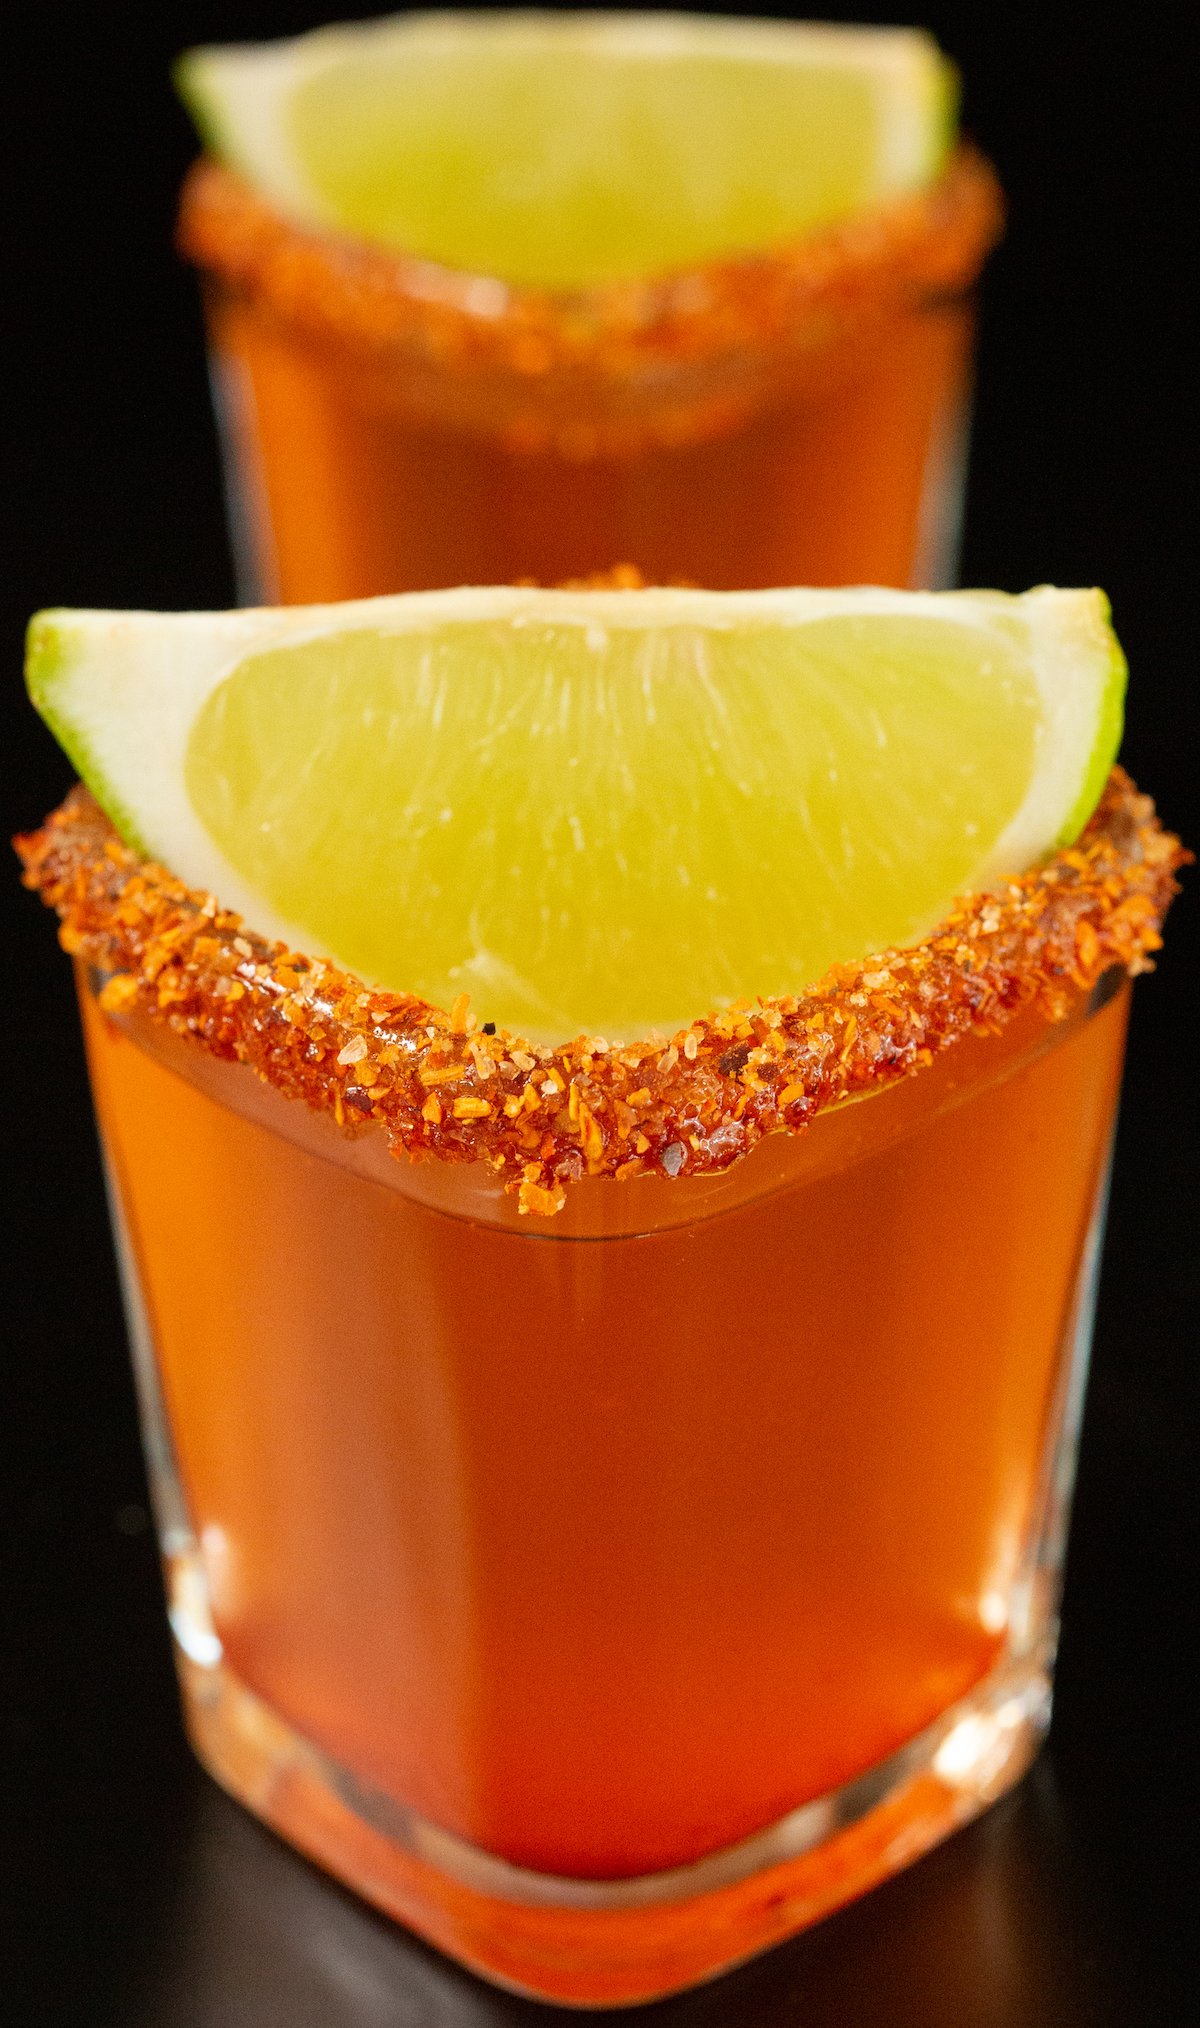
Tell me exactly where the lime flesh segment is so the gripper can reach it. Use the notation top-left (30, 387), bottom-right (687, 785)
top-left (178, 13), bottom-right (956, 290)
top-left (184, 614), bottom-right (1035, 1041)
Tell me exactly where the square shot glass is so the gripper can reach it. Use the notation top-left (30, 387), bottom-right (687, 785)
top-left (17, 772), bottom-right (1181, 2006)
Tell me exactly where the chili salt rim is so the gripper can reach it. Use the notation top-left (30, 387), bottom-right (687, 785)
top-left (177, 146), bottom-right (1002, 452)
top-left (16, 771), bottom-right (1184, 1218)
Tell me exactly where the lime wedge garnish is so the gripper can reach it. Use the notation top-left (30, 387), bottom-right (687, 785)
top-left (176, 11), bottom-right (957, 291)
top-left (27, 585), bottom-right (1124, 1043)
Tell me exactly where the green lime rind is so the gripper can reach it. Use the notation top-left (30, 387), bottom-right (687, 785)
top-left (1057, 594), bottom-right (1127, 847)
top-left (173, 51), bottom-right (219, 155)
top-left (26, 611), bottom-right (152, 858)
top-left (928, 58), bottom-right (960, 184)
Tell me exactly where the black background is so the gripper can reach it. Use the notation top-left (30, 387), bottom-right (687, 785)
top-left (1, 6), bottom-right (1197, 2025)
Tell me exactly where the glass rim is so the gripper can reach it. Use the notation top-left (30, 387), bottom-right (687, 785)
top-left (178, 145), bottom-right (1003, 451)
top-left (18, 769), bottom-right (1182, 1221)
top-left (82, 958), bottom-right (1128, 1241)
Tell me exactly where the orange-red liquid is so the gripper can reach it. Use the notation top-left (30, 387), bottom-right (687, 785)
top-left (208, 285), bottom-right (972, 600)
top-left (82, 981), bottom-right (1126, 1885)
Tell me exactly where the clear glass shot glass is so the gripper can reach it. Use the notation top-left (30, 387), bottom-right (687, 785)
top-left (80, 968), bottom-right (1122, 2004)
top-left (177, 147), bottom-right (1002, 605)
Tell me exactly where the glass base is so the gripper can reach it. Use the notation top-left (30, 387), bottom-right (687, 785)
top-left (169, 1540), bottom-right (1048, 2008)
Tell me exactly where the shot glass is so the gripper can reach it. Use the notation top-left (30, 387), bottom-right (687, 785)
top-left (18, 773), bottom-right (1179, 2005)
top-left (178, 146), bottom-right (1002, 603)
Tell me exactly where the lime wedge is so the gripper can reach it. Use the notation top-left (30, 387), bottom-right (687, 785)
top-left (175, 11), bottom-right (957, 291)
top-left (27, 586), bottom-right (1124, 1043)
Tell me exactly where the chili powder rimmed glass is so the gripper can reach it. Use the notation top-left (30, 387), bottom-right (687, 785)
top-left (177, 144), bottom-right (1002, 603)
top-left (17, 773), bottom-right (1182, 2006)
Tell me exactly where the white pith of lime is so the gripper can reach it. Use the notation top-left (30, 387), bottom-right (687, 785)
top-left (176, 10), bottom-right (957, 291)
top-left (27, 584), bottom-right (1125, 1044)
